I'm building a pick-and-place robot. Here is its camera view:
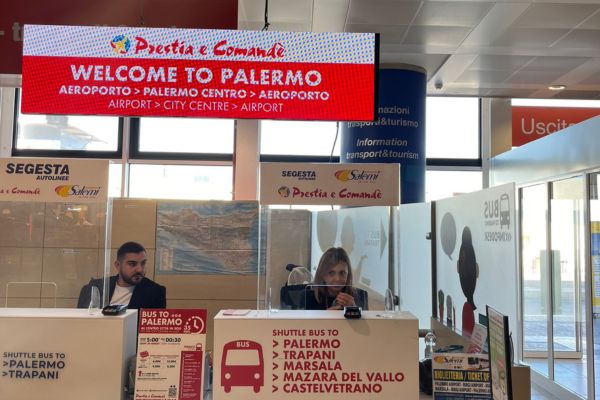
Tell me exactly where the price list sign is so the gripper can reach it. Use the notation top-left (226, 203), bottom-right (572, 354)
top-left (134, 309), bottom-right (207, 400)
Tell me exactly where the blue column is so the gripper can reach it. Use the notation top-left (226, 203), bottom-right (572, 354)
top-left (340, 66), bottom-right (426, 204)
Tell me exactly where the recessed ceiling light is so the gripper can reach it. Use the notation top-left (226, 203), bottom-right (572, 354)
top-left (548, 84), bottom-right (567, 91)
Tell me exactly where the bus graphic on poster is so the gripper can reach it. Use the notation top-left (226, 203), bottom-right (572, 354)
top-left (221, 340), bottom-right (264, 393)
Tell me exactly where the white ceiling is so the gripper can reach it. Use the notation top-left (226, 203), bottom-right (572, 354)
top-left (238, 0), bottom-right (600, 99)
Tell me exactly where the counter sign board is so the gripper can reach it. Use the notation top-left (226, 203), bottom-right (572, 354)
top-left (0, 157), bottom-right (108, 203)
top-left (22, 25), bottom-right (378, 121)
top-left (134, 309), bottom-right (208, 400)
top-left (260, 162), bottom-right (400, 206)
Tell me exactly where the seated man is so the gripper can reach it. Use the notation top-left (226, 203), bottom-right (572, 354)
top-left (78, 241), bottom-right (166, 309)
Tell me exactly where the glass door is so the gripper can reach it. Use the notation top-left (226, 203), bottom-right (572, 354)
top-left (521, 177), bottom-right (589, 399)
top-left (550, 177), bottom-right (586, 398)
top-left (521, 184), bottom-right (550, 376)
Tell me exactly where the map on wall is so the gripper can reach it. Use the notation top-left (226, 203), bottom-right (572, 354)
top-left (156, 201), bottom-right (259, 275)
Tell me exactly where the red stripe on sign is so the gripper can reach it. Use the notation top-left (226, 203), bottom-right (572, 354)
top-left (512, 106), bottom-right (600, 146)
top-left (22, 56), bottom-right (376, 121)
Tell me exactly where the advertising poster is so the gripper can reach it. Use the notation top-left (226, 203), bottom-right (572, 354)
top-left (591, 221), bottom-right (600, 314)
top-left (22, 25), bottom-right (377, 121)
top-left (135, 309), bottom-right (207, 400)
top-left (0, 157), bottom-right (108, 203)
top-left (213, 310), bottom-right (418, 400)
top-left (487, 306), bottom-right (512, 400)
top-left (432, 353), bottom-right (491, 399)
top-left (435, 184), bottom-right (518, 345)
top-left (260, 163), bottom-right (400, 206)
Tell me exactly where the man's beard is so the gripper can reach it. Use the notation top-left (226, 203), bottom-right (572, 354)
top-left (122, 273), bottom-right (143, 286)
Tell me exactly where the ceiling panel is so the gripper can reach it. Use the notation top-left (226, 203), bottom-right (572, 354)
top-left (492, 28), bottom-right (570, 47)
top-left (467, 55), bottom-right (534, 71)
top-left (581, 70), bottom-right (600, 85)
top-left (381, 53), bottom-right (449, 76)
top-left (505, 70), bottom-right (570, 84)
top-left (522, 56), bottom-right (592, 72)
top-left (346, 0), bottom-right (422, 26)
top-left (456, 69), bottom-right (514, 84)
top-left (552, 29), bottom-right (600, 50)
top-left (511, 3), bottom-right (600, 28)
top-left (412, 1), bottom-right (494, 27)
top-left (403, 26), bottom-right (471, 46)
top-left (580, 11), bottom-right (600, 29)
top-left (238, 0), bottom-right (600, 99)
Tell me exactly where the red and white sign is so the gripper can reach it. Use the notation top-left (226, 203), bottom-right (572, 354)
top-left (135, 309), bottom-right (208, 400)
top-left (22, 25), bottom-right (377, 121)
top-left (0, 0), bottom-right (238, 75)
top-left (0, 157), bottom-right (108, 203)
top-left (260, 163), bottom-right (400, 206)
top-left (512, 106), bottom-right (600, 146)
top-left (213, 310), bottom-right (418, 400)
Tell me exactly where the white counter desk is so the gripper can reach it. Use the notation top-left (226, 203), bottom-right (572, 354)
top-left (0, 308), bottom-right (138, 400)
top-left (213, 309), bottom-right (418, 400)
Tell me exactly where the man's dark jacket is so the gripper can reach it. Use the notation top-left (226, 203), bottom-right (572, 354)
top-left (77, 275), bottom-right (166, 309)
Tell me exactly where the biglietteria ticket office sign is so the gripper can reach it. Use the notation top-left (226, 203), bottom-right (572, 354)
top-left (21, 25), bottom-right (378, 121)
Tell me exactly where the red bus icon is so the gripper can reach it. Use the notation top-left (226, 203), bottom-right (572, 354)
top-left (221, 340), bottom-right (264, 393)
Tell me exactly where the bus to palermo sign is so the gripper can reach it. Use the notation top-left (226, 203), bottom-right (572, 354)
top-left (21, 25), bottom-right (378, 121)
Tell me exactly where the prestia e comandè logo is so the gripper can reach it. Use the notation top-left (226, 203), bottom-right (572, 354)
top-left (55, 185), bottom-right (102, 198)
top-left (110, 35), bottom-right (131, 54)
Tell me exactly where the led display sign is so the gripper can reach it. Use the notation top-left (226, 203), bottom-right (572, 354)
top-left (22, 25), bottom-right (378, 121)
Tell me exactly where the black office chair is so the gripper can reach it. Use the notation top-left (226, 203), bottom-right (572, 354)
top-left (280, 284), bottom-right (369, 310)
top-left (280, 284), bottom-right (309, 310)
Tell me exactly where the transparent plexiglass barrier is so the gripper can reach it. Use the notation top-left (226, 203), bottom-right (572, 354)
top-left (260, 205), bottom-right (399, 313)
top-left (0, 200), bottom-right (112, 309)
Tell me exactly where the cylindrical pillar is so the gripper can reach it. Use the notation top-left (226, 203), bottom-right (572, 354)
top-left (340, 65), bottom-right (426, 204)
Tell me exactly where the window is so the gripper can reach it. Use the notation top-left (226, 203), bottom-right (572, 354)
top-left (13, 90), bottom-right (121, 156)
top-left (260, 120), bottom-right (339, 159)
top-left (136, 117), bottom-right (234, 154)
top-left (128, 164), bottom-right (233, 200)
top-left (425, 170), bottom-right (482, 202)
top-left (426, 97), bottom-right (480, 160)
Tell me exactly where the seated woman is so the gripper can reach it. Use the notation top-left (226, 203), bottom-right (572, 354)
top-left (304, 247), bottom-right (358, 310)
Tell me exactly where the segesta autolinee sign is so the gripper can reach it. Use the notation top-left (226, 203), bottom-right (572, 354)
top-left (0, 158), bottom-right (108, 203)
top-left (21, 25), bottom-right (377, 121)
top-left (260, 163), bottom-right (400, 206)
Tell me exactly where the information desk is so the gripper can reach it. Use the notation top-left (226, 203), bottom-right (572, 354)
top-left (0, 308), bottom-right (138, 400)
top-left (213, 310), bottom-right (418, 400)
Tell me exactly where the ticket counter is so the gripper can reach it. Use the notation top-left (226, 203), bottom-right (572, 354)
top-left (213, 310), bottom-right (418, 400)
top-left (0, 308), bottom-right (137, 400)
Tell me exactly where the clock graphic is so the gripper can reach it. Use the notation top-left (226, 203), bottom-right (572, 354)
top-left (184, 316), bottom-right (205, 334)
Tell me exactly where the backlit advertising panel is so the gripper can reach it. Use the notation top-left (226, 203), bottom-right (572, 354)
top-left (512, 106), bottom-right (600, 146)
top-left (22, 25), bottom-right (378, 121)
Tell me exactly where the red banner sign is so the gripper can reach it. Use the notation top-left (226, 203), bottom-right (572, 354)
top-left (0, 0), bottom-right (237, 75)
top-left (21, 25), bottom-right (378, 121)
top-left (512, 106), bottom-right (600, 146)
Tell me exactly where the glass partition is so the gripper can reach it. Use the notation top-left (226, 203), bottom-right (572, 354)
top-left (521, 184), bottom-right (550, 376)
top-left (0, 200), bottom-right (110, 309)
top-left (262, 205), bottom-right (393, 312)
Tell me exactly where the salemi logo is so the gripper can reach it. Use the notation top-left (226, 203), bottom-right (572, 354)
top-left (483, 193), bottom-right (512, 242)
top-left (334, 169), bottom-right (380, 183)
top-left (55, 185), bottom-right (102, 199)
